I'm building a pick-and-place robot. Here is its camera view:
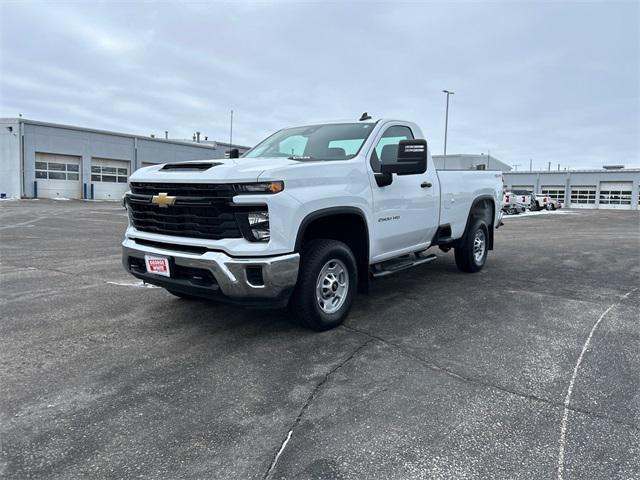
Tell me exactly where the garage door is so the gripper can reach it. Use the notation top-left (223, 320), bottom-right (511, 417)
top-left (599, 182), bottom-right (633, 210)
top-left (91, 158), bottom-right (130, 200)
top-left (570, 186), bottom-right (596, 208)
top-left (541, 186), bottom-right (566, 204)
top-left (35, 153), bottom-right (82, 199)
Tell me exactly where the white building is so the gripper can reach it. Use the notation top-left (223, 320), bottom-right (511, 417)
top-left (0, 118), bottom-right (249, 200)
top-left (503, 168), bottom-right (640, 210)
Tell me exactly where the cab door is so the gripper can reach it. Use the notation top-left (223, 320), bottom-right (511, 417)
top-left (367, 124), bottom-right (439, 261)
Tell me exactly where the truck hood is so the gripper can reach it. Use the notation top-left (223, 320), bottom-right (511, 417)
top-left (129, 157), bottom-right (302, 183)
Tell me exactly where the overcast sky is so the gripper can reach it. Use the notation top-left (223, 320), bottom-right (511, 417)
top-left (1, 1), bottom-right (638, 169)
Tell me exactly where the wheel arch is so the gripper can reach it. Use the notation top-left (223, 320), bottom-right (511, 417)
top-left (459, 195), bottom-right (496, 250)
top-left (295, 207), bottom-right (370, 293)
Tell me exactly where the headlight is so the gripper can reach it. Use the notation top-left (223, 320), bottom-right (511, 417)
top-left (234, 181), bottom-right (284, 194)
top-left (247, 211), bottom-right (270, 241)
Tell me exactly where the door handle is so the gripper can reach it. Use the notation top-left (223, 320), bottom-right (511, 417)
top-left (421, 181), bottom-right (432, 188)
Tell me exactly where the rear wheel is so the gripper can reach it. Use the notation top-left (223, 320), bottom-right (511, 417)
top-left (454, 218), bottom-right (489, 273)
top-left (290, 239), bottom-right (357, 331)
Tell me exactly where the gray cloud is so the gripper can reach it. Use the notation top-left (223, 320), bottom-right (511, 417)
top-left (1, 0), bottom-right (638, 168)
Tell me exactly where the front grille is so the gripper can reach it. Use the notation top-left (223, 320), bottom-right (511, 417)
top-left (130, 182), bottom-right (235, 198)
top-left (127, 183), bottom-right (246, 240)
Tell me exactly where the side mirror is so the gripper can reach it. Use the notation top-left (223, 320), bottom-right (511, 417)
top-left (380, 139), bottom-right (427, 175)
top-left (226, 148), bottom-right (240, 159)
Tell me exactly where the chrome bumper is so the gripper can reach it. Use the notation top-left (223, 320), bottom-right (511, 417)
top-left (122, 237), bottom-right (300, 301)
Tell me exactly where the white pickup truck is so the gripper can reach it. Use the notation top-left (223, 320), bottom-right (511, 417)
top-left (123, 118), bottom-right (503, 330)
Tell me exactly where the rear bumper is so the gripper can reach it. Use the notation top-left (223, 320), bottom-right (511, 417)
top-left (122, 237), bottom-right (300, 307)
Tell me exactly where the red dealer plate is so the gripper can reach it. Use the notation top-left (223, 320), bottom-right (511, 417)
top-left (144, 255), bottom-right (170, 277)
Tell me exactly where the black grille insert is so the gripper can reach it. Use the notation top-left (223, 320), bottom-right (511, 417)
top-left (127, 183), bottom-right (247, 240)
top-left (134, 238), bottom-right (208, 255)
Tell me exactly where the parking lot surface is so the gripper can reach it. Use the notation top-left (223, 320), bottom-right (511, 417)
top-left (1, 200), bottom-right (639, 479)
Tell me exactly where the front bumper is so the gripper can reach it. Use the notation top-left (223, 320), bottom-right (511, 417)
top-left (122, 237), bottom-right (300, 307)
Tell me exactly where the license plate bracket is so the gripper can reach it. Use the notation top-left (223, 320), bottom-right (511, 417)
top-left (144, 255), bottom-right (170, 277)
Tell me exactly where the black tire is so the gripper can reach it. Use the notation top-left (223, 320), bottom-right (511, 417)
top-left (454, 218), bottom-right (489, 273)
top-left (167, 289), bottom-right (198, 300)
top-left (289, 239), bottom-right (357, 331)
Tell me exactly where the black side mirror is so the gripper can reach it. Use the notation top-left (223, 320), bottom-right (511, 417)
top-left (380, 139), bottom-right (427, 175)
top-left (226, 148), bottom-right (240, 159)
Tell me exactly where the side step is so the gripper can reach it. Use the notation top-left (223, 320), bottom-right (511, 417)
top-left (371, 252), bottom-right (437, 278)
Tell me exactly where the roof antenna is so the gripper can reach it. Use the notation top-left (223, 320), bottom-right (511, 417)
top-left (359, 112), bottom-right (372, 121)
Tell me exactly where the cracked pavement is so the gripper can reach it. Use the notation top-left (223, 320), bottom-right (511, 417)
top-left (1, 200), bottom-right (639, 479)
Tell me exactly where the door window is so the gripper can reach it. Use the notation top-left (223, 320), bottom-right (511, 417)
top-left (370, 126), bottom-right (414, 173)
top-left (91, 161), bottom-right (129, 183)
top-left (35, 161), bottom-right (80, 181)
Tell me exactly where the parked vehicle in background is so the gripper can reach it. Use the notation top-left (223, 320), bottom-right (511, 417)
top-left (502, 192), bottom-right (526, 214)
top-left (511, 189), bottom-right (533, 209)
top-left (546, 197), bottom-right (562, 210)
top-left (122, 116), bottom-right (503, 330)
top-left (531, 193), bottom-right (551, 211)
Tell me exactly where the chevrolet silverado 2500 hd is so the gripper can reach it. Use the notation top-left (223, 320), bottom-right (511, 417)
top-left (123, 118), bottom-right (503, 330)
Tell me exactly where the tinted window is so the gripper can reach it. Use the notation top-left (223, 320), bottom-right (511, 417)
top-left (370, 125), bottom-right (414, 173)
top-left (244, 123), bottom-right (375, 160)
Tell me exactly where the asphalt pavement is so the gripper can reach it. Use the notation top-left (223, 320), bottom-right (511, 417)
top-left (1, 200), bottom-right (638, 479)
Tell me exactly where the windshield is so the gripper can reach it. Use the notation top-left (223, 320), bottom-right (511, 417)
top-left (243, 123), bottom-right (376, 160)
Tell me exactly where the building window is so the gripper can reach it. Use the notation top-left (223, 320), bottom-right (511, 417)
top-left (570, 186), bottom-right (596, 204)
top-left (35, 161), bottom-right (80, 181)
top-left (91, 165), bottom-right (128, 183)
top-left (541, 187), bottom-right (565, 203)
top-left (600, 190), bottom-right (632, 205)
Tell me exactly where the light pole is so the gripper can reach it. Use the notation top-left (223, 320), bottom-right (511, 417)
top-left (442, 89), bottom-right (454, 169)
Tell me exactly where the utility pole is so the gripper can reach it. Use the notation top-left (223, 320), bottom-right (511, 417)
top-left (548, 161), bottom-right (551, 171)
top-left (529, 158), bottom-right (533, 171)
top-left (229, 109), bottom-right (234, 148)
top-left (513, 164), bottom-right (521, 171)
top-left (442, 90), bottom-right (454, 169)
top-left (487, 149), bottom-right (490, 169)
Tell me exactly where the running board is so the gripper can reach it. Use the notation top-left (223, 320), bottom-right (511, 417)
top-left (371, 252), bottom-right (437, 278)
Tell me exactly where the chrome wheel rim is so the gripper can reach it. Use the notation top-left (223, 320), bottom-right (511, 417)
top-left (315, 259), bottom-right (349, 314)
top-left (473, 229), bottom-right (486, 263)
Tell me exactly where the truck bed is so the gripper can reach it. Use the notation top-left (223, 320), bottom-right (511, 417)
top-left (436, 170), bottom-right (503, 239)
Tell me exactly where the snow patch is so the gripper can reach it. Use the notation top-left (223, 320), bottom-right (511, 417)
top-left (52, 197), bottom-right (72, 201)
top-left (106, 281), bottom-right (159, 289)
top-left (503, 210), bottom-right (579, 219)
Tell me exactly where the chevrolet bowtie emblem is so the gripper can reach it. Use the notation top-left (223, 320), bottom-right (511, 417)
top-left (151, 192), bottom-right (176, 208)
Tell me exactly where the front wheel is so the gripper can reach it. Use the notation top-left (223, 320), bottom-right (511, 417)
top-left (454, 219), bottom-right (489, 273)
top-left (289, 239), bottom-right (357, 331)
